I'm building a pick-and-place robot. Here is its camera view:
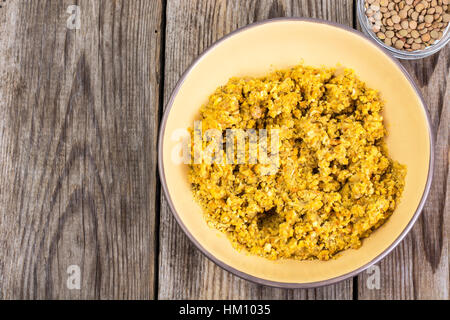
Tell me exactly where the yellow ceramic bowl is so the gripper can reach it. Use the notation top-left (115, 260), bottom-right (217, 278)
top-left (158, 18), bottom-right (433, 287)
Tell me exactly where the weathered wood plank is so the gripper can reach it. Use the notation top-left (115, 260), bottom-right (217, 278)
top-left (0, 0), bottom-right (163, 299)
top-left (159, 0), bottom-right (354, 300)
top-left (358, 46), bottom-right (449, 300)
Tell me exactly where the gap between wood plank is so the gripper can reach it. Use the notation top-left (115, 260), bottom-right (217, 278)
top-left (155, 0), bottom-right (168, 301)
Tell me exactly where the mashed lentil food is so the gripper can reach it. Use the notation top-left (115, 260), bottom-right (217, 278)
top-left (189, 64), bottom-right (406, 261)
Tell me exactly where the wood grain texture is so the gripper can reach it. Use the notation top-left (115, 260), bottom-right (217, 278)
top-left (0, 0), bottom-right (163, 299)
top-left (0, 0), bottom-right (447, 300)
top-left (158, 0), bottom-right (354, 300)
top-left (357, 47), bottom-right (449, 300)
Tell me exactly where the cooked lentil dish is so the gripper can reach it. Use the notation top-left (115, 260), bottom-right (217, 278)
top-left (189, 64), bottom-right (406, 261)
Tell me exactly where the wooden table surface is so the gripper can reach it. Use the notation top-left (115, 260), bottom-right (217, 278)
top-left (0, 0), bottom-right (448, 300)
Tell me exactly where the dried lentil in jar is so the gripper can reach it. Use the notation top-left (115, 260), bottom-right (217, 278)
top-left (364, 0), bottom-right (450, 52)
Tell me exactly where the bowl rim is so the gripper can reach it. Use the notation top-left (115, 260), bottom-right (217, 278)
top-left (157, 17), bottom-right (434, 289)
